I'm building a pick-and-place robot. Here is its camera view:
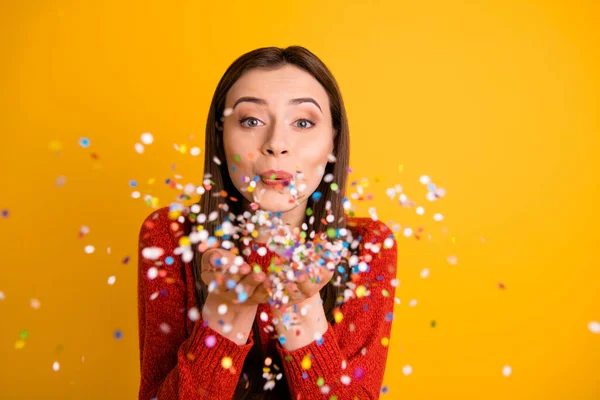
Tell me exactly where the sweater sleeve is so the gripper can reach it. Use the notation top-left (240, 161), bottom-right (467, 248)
top-left (275, 218), bottom-right (398, 400)
top-left (137, 207), bottom-right (255, 400)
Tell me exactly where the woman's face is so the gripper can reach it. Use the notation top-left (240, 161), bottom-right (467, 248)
top-left (222, 65), bottom-right (335, 215)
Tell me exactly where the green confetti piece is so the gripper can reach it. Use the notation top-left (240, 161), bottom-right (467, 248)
top-left (431, 320), bottom-right (436, 328)
top-left (327, 228), bottom-right (336, 238)
top-left (317, 377), bottom-right (325, 387)
top-left (306, 208), bottom-right (313, 216)
top-left (19, 330), bottom-right (28, 340)
top-left (253, 265), bottom-right (262, 274)
top-left (234, 154), bottom-right (241, 162)
top-left (330, 183), bottom-right (339, 191)
top-left (382, 289), bottom-right (389, 297)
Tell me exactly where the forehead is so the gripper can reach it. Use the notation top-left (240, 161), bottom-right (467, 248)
top-left (226, 65), bottom-right (329, 108)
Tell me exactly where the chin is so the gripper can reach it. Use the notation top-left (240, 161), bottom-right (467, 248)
top-left (253, 191), bottom-right (301, 214)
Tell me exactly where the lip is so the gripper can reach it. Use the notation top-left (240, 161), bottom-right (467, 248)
top-left (259, 169), bottom-right (293, 186)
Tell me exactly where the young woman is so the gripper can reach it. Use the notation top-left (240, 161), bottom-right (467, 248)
top-left (138, 46), bottom-right (398, 400)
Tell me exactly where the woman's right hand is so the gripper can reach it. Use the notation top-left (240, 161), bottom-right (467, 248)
top-left (200, 248), bottom-right (268, 306)
top-left (200, 248), bottom-right (268, 345)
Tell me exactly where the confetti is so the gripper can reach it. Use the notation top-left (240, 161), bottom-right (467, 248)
top-left (56, 176), bottom-right (67, 187)
top-left (190, 147), bottom-right (201, 156)
top-left (30, 298), bottom-right (41, 309)
top-left (84, 245), bottom-right (95, 254)
top-left (107, 276), bottom-right (116, 285)
top-left (420, 268), bottom-right (430, 278)
top-left (221, 356), bottom-right (233, 369)
top-left (147, 267), bottom-right (158, 280)
top-left (52, 361), bottom-right (60, 372)
top-left (1, 209), bottom-right (9, 218)
top-left (431, 320), bottom-right (437, 328)
top-left (0, 291), bottom-right (4, 300)
top-left (79, 137), bottom-right (90, 148)
top-left (433, 213), bottom-right (444, 222)
top-left (402, 365), bottom-right (412, 376)
top-left (188, 307), bottom-right (200, 321)
top-left (381, 337), bottom-right (389, 347)
top-left (134, 143), bottom-right (144, 154)
top-left (301, 355), bottom-right (312, 370)
top-left (114, 330), bottom-right (123, 340)
top-left (141, 132), bottom-right (154, 145)
top-left (447, 255), bottom-right (458, 265)
top-left (589, 321), bottom-right (600, 334)
top-left (48, 140), bottom-right (63, 153)
top-left (502, 365), bottom-right (512, 376)
top-left (409, 299), bottom-right (417, 307)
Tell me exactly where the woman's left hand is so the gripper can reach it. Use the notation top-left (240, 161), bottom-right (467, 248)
top-left (279, 263), bottom-right (335, 307)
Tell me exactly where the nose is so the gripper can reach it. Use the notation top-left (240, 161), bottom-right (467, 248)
top-left (261, 127), bottom-right (289, 157)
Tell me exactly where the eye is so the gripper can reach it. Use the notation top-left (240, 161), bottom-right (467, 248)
top-left (239, 117), bottom-right (264, 128)
top-left (294, 119), bottom-right (315, 129)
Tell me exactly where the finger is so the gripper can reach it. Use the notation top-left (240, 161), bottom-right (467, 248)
top-left (226, 270), bottom-right (266, 304)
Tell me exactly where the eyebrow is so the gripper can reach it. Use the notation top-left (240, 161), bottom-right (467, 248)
top-left (232, 96), bottom-right (322, 113)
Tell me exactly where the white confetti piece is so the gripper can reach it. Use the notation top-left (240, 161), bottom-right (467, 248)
top-left (409, 299), bottom-right (417, 307)
top-left (52, 361), bottom-right (60, 372)
top-left (420, 268), bottom-right (430, 278)
top-left (190, 147), bottom-right (201, 156)
top-left (107, 276), bottom-right (116, 285)
top-left (589, 321), bottom-right (600, 334)
top-left (433, 213), bottom-right (444, 222)
top-left (134, 143), bottom-right (144, 154)
top-left (147, 267), bottom-right (158, 280)
top-left (257, 247), bottom-right (267, 257)
top-left (131, 191), bottom-right (140, 199)
top-left (419, 175), bottom-right (431, 185)
top-left (402, 365), bottom-right (412, 376)
top-left (84, 245), bottom-right (95, 254)
top-left (447, 255), bottom-right (458, 265)
top-left (218, 304), bottom-right (228, 315)
top-left (142, 247), bottom-right (164, 260)
top-left (223, 107), bottom-right (233, 117)
top-left (0, 291), bottom-right (4, 300)
top-left (416, 206), bottom-right (425, 215)
top-left (188, 307), bottom-right (200, 321)
top-left (141, 132), bottom-right (154, 145)
top-left (30, 298), bottom-right (41, 309)
top-left (502, 365), bottom-right (512, 376)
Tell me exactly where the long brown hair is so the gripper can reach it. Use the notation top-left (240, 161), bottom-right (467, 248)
top-left (185, 46), bottom-right (351, 399)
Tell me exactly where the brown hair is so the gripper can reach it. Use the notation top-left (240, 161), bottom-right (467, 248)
top-left (186, 46), bottom-right (351, 399)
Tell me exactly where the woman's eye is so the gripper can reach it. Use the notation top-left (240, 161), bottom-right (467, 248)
top-left (239, 117), bottom-right (264, 128)
top-left (294, 119), bottom-right (315, 129)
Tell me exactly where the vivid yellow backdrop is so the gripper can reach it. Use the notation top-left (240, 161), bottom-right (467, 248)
top-left (1, 0), bottom-right (599, 399)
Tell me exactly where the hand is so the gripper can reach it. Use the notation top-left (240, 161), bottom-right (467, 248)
top-left (271, 261), bottom-right (335, 308)
top-left (200, 248), bottom-right (269, 307)
top-left (200, 248), bottom-right (269, 345)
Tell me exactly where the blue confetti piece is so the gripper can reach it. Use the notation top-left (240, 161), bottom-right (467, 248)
top-left (381, 385), bottom-right (389, 394)
top-left (165, 256), bottom-right (174, 265)
top-left (129, 180), bottom-right (137, 187)
top-left (385, 312), bottom-right (394, 322)
top-left (79, 137), bottom-right (90, 148)
top-left (302, 372), bottom-right (308, 380)
top-left (237, 292), bottom-right (248, 303)
top-left (114, 329), bottom-right (123, 340)
top-left (312, 191), bottom-right (322, 201)
top-left (427, 183), bottom-right (436, 192)
top-left (231, 166), bottom-right (236, 172)
top-left (226, 279), bottom-right (236, 289)
top-left (278, 336), bottom-right (286, 345)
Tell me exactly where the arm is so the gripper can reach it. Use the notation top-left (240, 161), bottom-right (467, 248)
top-left (275, 219), bottom-right (398, 399)
top-left (137, 208), bottom-right (254, 400)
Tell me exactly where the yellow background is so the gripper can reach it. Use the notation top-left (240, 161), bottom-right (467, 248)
top-left (1, 0), bottom-right (599, 398)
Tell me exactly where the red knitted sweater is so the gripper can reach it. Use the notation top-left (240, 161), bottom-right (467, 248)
top-left (137, 207), bottom-right (397, 399)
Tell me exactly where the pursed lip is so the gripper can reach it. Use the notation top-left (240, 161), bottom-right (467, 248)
top-left (259, 169), bottom-right (293, 181)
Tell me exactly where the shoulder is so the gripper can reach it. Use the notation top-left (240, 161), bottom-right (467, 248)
top-left (138, 206), bottom-right (184, 255)
top-left (345, 216), bottom-right (397, 278)
top-left (346, 216), bottom-right (395, 246)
